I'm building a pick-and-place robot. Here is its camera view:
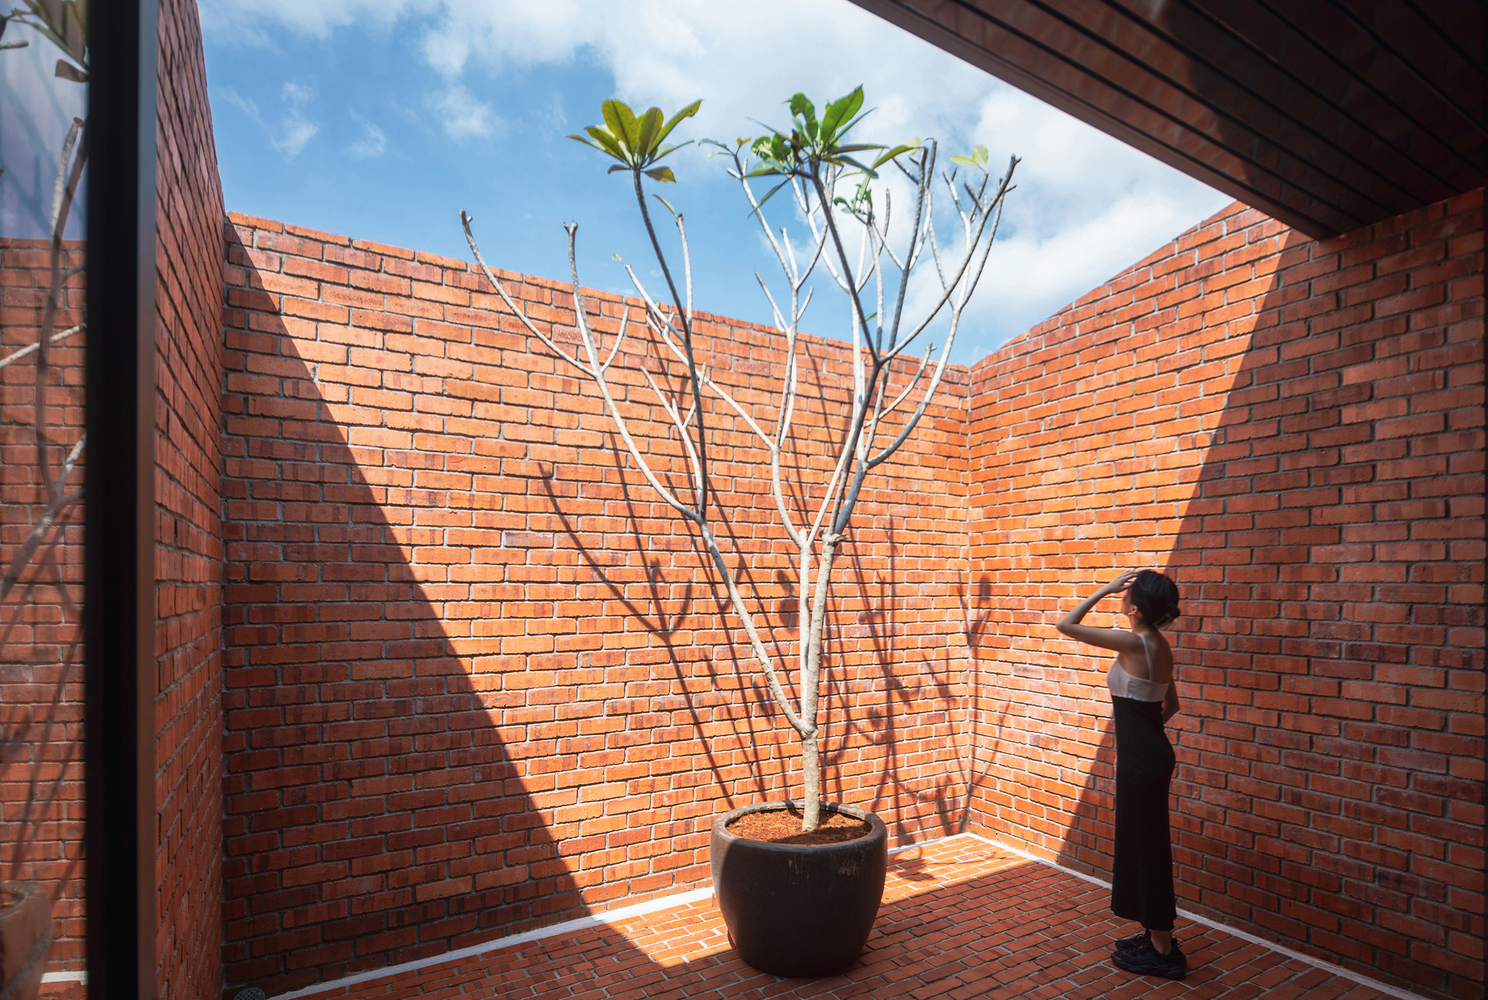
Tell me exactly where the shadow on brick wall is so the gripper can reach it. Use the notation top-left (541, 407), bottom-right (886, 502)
top-left (535, 390), bottom-right (974, 848)
top-left (1024, 202), bottom-right (1484, 1000)
top-left (222, 308), bottom-right (598, 996)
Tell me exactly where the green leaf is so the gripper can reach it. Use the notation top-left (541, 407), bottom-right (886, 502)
top-left (578, 125), bottom-right (625, 161)
top-left (601, 99), bottom-right (639, 156)
top-left (950, 145), bottom-right (989, 169)
top-left (871, 144), bottom-right (916, 169)
top-left (16, 0), bottom-right (84, 70)
top-left (636, 107), bottom-right (664, 157)
top-left (653, 194), bottom-right (677, 215)
top-left (788, 93), bottom-right (815, 124)
top-left (644, 166), bottom-right (676, 183)
top-left (656, 99), bottom-right (702, 146)
top-left (607, 164), bottom-right (629, 174)
top-left (820, 85), bottom-right (864, 143)
top-left (752, 179), bottom-right (791, 213)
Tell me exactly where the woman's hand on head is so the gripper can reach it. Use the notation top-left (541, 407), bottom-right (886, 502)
top-left (1098, 569), bottom-right (1140, 597)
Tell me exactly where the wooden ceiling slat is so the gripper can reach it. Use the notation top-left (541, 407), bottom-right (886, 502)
top-left (848, 0), bottom-right (1485, 235)
top-left (1203, 1), bottom-right (1482, 185)
top-left (938, 0), bottom-right (1367, 231)
top-left (1143, 0), bottom-right (1460, 206)
top-left (1187, 1), bottom-right (1461, 191)
top-left (939, 0), bottom-right (1375, 225)
top-left (1405, 0), bottom-right (1484, 71)
top-left (1086, 0), bottom-right (1435, 216)
top-left (1340, 1), bottom-right (1485, 122)
top-left (1307, 2), bottom-right (1484, 169)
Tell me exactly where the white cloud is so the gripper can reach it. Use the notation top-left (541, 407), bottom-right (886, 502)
top-left (216, 80), bottom-right (319, 158)
top-left (217, 86), bottom-right (261, 122)
top-left (281, 80), bottom-right (315, 104)
top-left (405, 0), bottom-right (1230, 352)
top-left (271, 80), bottom-right (319, 157)
top-left (432, 84), bottom-right (501, 140)
top-left (200, 0), bottom-right (1232, 353)
top-left (348, 119), bottom-right (387, 158)
top-left (272, 116), bottom-right (319, 157)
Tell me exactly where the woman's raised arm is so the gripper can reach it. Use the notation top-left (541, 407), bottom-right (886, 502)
top-left (1057, 570), bottom-right (1144, 653)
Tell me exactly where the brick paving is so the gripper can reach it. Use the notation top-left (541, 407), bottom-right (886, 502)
top-left (282, 836), bottom-right (1398, 1000)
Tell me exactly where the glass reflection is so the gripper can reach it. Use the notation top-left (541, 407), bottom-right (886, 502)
top-left (1, 3), bottom-right (88, 993)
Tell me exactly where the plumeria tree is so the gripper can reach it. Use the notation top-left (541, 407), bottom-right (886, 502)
top-left (462, 88), bottom-right (1016, 830)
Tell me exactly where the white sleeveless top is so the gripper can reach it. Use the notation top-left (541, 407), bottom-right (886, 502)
top-left (1106, 632), bottom-right (1169, 702)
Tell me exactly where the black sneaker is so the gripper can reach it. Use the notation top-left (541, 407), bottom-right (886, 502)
top-left (1114, 930), bottom-right (1183, 955)
top-left (1112, 939), bottom-right (1187, 980)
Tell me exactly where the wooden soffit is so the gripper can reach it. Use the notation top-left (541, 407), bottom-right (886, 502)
top-left (849, 0), bottom-right (1486, 239)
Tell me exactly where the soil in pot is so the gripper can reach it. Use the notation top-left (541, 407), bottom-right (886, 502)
top-left (726, 804), bottom-right (870, 845)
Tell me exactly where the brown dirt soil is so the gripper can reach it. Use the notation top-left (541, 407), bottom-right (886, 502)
top-left (726, 805), bottom-right (871, 846)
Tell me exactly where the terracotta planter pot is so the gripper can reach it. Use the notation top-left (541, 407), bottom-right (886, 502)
top-left (0, 883), bottom-right (52, 1000)
top-left (710, 801), bottom-right (887, 977)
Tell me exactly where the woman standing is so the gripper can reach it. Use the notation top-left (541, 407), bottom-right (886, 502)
top-left (1058, 569), bottom-right (1186, 980)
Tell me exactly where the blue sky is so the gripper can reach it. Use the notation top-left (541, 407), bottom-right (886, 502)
top-left (199, 0), bottom-right (1232, 364)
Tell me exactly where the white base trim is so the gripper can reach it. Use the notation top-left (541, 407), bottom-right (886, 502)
top-left (270, 830), bottom-right (1425, 1000)
top-left (270, 829), bottom-right (971, 999)
top-left (272, 886), bottom-right (715, 1000)
top-left (969, 833), bottom-right (1426, 1000)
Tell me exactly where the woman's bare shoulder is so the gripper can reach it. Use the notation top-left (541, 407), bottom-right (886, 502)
top-left (1145, 631), bottom-right (1176, 683)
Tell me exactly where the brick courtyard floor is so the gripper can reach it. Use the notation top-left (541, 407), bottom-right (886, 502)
top-left (277, 836), bottom-right (1398, 1000)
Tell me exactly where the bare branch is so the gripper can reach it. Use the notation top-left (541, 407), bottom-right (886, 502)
top-left (0, 323), bottom-right (82, 370)
top-left (0, 435), bottom-right (84, 605)
top-left (462, 212), bottom-right (586, 372)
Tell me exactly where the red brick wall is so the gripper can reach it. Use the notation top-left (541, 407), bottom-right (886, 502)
top-left (153, 0), bottom-right (226, 997)
top-left (0, 238), bottom-right (86, 972)
top-left (966, 191), bottom-right (1485, 999)
top-left (219, 215), bottom-right (975, 994)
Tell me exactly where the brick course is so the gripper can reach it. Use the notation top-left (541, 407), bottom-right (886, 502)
top-left (966, 192), bottom-right (1484, 1000)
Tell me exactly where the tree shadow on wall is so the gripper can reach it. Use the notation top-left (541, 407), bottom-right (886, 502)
top-left (831, 526), bottom-right (970, 845)
top-left (221, 309), bottom-right (659, 999)
top-left (529, 361), bottom-right (971, 850)
top-left (537, 442), bottom-right (781, 810)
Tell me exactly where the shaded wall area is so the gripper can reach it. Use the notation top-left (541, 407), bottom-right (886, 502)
top-left (152, 0), bottom-right (228, 996)
top-left (219, 214), bottom-right (975, 988)
top-left (966, 192), bottom-right (1484, 999)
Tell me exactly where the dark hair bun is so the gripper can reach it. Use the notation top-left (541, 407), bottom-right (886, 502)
top-left (1131, 570), bottom-right (1180, 628)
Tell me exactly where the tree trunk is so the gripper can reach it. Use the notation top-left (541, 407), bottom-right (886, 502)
top-left (802, 729), bottom-right (821, 829)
